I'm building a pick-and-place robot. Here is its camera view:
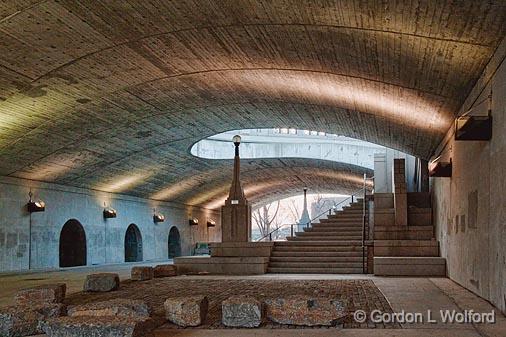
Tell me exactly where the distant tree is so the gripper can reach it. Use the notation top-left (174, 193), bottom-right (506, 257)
top-left (252, 200), bottom-right (281, 241)
top-left (287, 199), bottom-right (301, 223)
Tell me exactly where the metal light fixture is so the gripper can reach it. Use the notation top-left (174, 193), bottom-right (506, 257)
top-left (207, 219), bottom-right (216, 227)
top-left (429, 158), bottom-right (452, 177)
top-left (27, 192), bottom-right (45, 213)
top-left (189, 218), bottom-right (199, 226)
top-left (232, 134), bottom-right (241, 145)
top-left (103, 207), bottom-right (117, 219)
top-left (153, 211), bottom-right (165, 223)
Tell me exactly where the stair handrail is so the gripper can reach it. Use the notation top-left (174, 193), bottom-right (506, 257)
top-left (256, 183), bottom-right (370, 242)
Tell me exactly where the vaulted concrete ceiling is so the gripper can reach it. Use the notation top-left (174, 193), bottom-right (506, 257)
top-left (0, 1), bottom-right (505, 208)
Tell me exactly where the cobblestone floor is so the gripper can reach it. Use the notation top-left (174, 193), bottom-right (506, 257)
top-left (66, 278), bottom-right (399, 330)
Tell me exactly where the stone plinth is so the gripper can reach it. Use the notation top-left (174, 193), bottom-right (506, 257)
top-left (0, 303), bottom-right (65, 337)
top-left (164, 296), bottom-right (208, 327)
top-left (265, 296), bottom-right (347, 326)
top-left (68, 299), bottom-right (150, 318)
top-left (210, 242), bottom-right (274, 257)
top-left (131, 266), bottom-right (154, 281)
top-left (222, 296), bottom-right (262, 327)
top-left (221, 204), bottom-right (251, 242)
top-left (83, 273), bottom-right (120, 292)
top-left (174, 256), bottom-right (270, 275)
top-left (14, 283), bottom-right (66, 305)
top-left (42, 316), bottom-right (150, 337)
top-left (154, 264), bottom-right (177, 278)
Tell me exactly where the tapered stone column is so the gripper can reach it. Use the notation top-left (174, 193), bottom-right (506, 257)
top-left (221, 135), bottom-right (251, 242)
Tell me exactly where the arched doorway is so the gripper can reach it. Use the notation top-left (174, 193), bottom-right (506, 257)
top-left (125, 224), bottom-right (143, 262)
top-left (59, 219), bottom-right (87, 268)
top-left (168, 226), bottom-right (181, 259)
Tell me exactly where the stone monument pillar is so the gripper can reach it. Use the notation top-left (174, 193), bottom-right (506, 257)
top-left (221, 135), bottom-right (252, 242)
top-left (297, 188), bottom-right (311, 232)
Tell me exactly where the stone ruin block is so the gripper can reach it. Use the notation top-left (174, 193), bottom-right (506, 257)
top-left (68, 299), bottom-right (150, 318)
top-left (265, 295), bottom-right (347, 326)
top-left (164, 296), bottom-right (208, 327)
top-left (83, 273), bottom-right (120, 292)
top-left (222, 296), bottom-right (262, 327)
top-left (14, 283), bottom-right (66, 305)
top-left (42, 316), bottom-right (150, 337)
top-left (0, 303), bottom-right (66, 337)
top-left (131, 266), bottom-right (154, 281)
top-left (154, 264), bottom-right (177, 278)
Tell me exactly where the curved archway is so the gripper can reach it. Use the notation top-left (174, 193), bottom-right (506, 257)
top-left (168, 226), bottom-right (182, 259)
top-left (59, 219), bottom-right (87, 268)
top-left (124, 224), bottom-right (143, 262)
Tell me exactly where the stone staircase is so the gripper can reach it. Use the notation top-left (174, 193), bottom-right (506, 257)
top-left (267, 200), bottom-right (366, 274)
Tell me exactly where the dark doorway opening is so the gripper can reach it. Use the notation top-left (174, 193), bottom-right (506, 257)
top-left (59, 219), bottom-right (87, 268)
top-left (168, 226), bottom-right (181, 259)
top-left (125, 224), bottom-right (143, 262)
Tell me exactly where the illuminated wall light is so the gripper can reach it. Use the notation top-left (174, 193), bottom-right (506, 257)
top-left (207, 220), bottom-right (216, 227)
top-left (189, 218), bottom-right (199, 226)
top-left (27, 191), bottom-right (45, 213)
top-left (153, 213), bottom-right (165, 223)
top-left (103, 207), bottom-right (117, 219)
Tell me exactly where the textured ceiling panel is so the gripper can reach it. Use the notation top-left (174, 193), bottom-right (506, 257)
top-left (0, 0), bottom-right (504, 208)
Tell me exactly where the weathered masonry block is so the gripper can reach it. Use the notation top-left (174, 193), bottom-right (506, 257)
top-left (164, 296), bottom-right (208, 327)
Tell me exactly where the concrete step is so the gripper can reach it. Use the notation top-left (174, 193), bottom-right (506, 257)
top-left (374, 257), bottom-right (446, 276)
top-left (327, 211), bottom-right (362, 219)
top-left (288, 236), bottom-right (363, 241)
top-left (267, 267), bottom-right (364, 274)
top-left (270, 256), bottom-right (363, 263)
top-left (269, 262), bottom-right (362, 268)
top-left (296, 231), bottom-right (362, 236)
top-left (321, 217), bottom-right (363, 222)
top-left (275, 240), bottom-right (362, 246)
top-left (307, 226), bottom-right (363, 231)
top-left (273, 246), bottom-right (363, 252)
top-left (271, 251), bottom-right (363, 257)
top-left (374, 240), bottom-right (439, 257)
top-left (374, 226), bottom-right (434, 240)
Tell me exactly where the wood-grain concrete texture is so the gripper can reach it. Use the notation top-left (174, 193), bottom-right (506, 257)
top-left (0, 0), bottom-right (505, 207)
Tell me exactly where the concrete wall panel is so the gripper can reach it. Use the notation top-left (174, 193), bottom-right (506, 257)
top-left (0, 177), bottom-right (220, 273)
top-left (432, 37), bottom-right (506, 314)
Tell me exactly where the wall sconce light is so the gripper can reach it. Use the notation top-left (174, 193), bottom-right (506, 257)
top-left (153, 213), bottom-right (165, 223)
top-left (103, 207), bottom-right (117, 219)
top-left (429, 158), bottom-right (452, 178)
top-left (189, 218), bottom-right (199, 226)
top-left (27, 192), bottom-right (45, 213)
top-left (207, 220), bottom-right (216, 227)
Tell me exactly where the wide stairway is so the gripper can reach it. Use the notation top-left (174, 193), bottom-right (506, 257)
top-left (268, 199), bottom-right (366, 274)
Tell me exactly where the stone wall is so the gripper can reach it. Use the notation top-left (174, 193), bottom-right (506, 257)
top-left (432, 37), bottom-right (506, 314)
top-left (0, 176), bottom-right (221, 272)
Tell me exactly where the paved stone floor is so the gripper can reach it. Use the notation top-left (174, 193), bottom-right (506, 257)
top-left (66, 278), bottom-right (397, 329)
top-left (1, 264), bottom-right (505, 337)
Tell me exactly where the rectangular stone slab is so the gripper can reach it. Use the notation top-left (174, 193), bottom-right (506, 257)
top-left (0, 303), bottom-right (65, 337)
top-left (164, 296), bottom-right (208, 327)
top-left (68, 299), bottom-right (150, 318)
top-left (14, 283), bottom-right (66, 305)
top-left (265, 296), bottom-right (347, 326)
top-left (42, 316), bottom-right (151, 337)
top-left (154, 264), bottom-right (177, 278)
top-left (131, 266), bottom-right (154, 281)
top-left (83, 273), bottom-right (120, 292)
top-left (222, 296), bottom-right (262, 327)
